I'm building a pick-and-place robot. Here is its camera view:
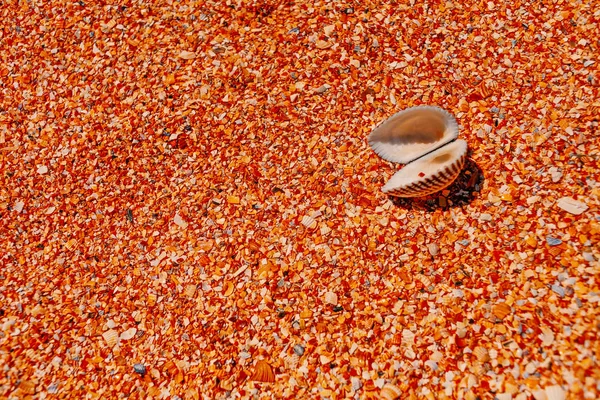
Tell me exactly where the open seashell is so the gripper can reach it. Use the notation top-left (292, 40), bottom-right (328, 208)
top-left (369, 106), bottom-right (468, 197)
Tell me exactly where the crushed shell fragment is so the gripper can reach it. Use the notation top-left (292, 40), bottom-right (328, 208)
top-left (301, 215), bottom-right (317, 229)
top-left (556, 197), bottom-right (588, 215)
top-left (120, 328), bottom-right (137, 341)
top-left (544, 385), bottom-right (566, 400)
top-left (324, 291), bottom-right (338, 305)
top-left (223, 281), bottom-right (234, 297)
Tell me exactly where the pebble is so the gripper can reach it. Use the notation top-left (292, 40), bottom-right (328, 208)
top-left (133, 363), bottom-right (146, 375)
top-left (583, 252), bottom-right (596, 262)
top-left (315, 84), bottom-right (330, 94)
top-left (551, 284), bottom-right (566, 298)
top-left (293, 344), bottom-right (305, 356)
top-left (546, 236), bottom-right (562, 246)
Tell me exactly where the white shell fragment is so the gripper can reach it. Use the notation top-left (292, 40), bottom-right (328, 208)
top-left (544, 385), bottom-right (566, 400)
top-left (120, 328), bottom-right (137, 341)
top-left (173, 213), bottom-right (188, 228)
top-left (369, 105), bottom-right (459, 164)
top-left (324, 291), bottom-right (338, 305)
top-left (368, 106), bottom-right (468, 197)
top-left (556, 197), bottom-right (588, 215)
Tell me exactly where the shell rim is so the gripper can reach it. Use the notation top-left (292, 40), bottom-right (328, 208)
top-left (368, 105), bottom-right (460, 164)
top-left (381, 139), bottom-right (468, 197)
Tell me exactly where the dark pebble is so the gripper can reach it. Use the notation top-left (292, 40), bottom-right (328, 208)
top-left (133, 363), bottom-right (146, 375)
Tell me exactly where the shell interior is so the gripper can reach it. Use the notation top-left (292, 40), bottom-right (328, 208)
top-left (369, 106), bottom-right (459, 164)
top-left (382, 139), bottom-right (467, 197)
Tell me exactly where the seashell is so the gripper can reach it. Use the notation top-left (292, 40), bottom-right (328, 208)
top-left (300, 215), bottom-right (317, 229)
top-left (548, 246), bottom-right (563, 256)
top-left (440, 295), bottom-right (454, 306)
top-left (480, 319), bottom-right (495, 331)
top-left (368, 106), bottom-right (468, 197)
top-left (102, 329), bottom-right (119, 347)
top-left (147, 293), bottom-right (157, 306)
top-left (251, 360), bottom-right (275, 383)
top-left (470, 362), bottom-right (486, 377)
top-left (485, 79), bottom-right (499, 89)
top-left (491, 302), bottom-right (511, 320)
top-left (362, 380), bottom-right (377, 393)
top-left (324, 291), bottom-right (338, 305)
top-left (223, 281), bottom-right (235, 297)
top-left (473, 346), bottom-right (490, 362)
top-left (65, 239), bottom-right (78, 251)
